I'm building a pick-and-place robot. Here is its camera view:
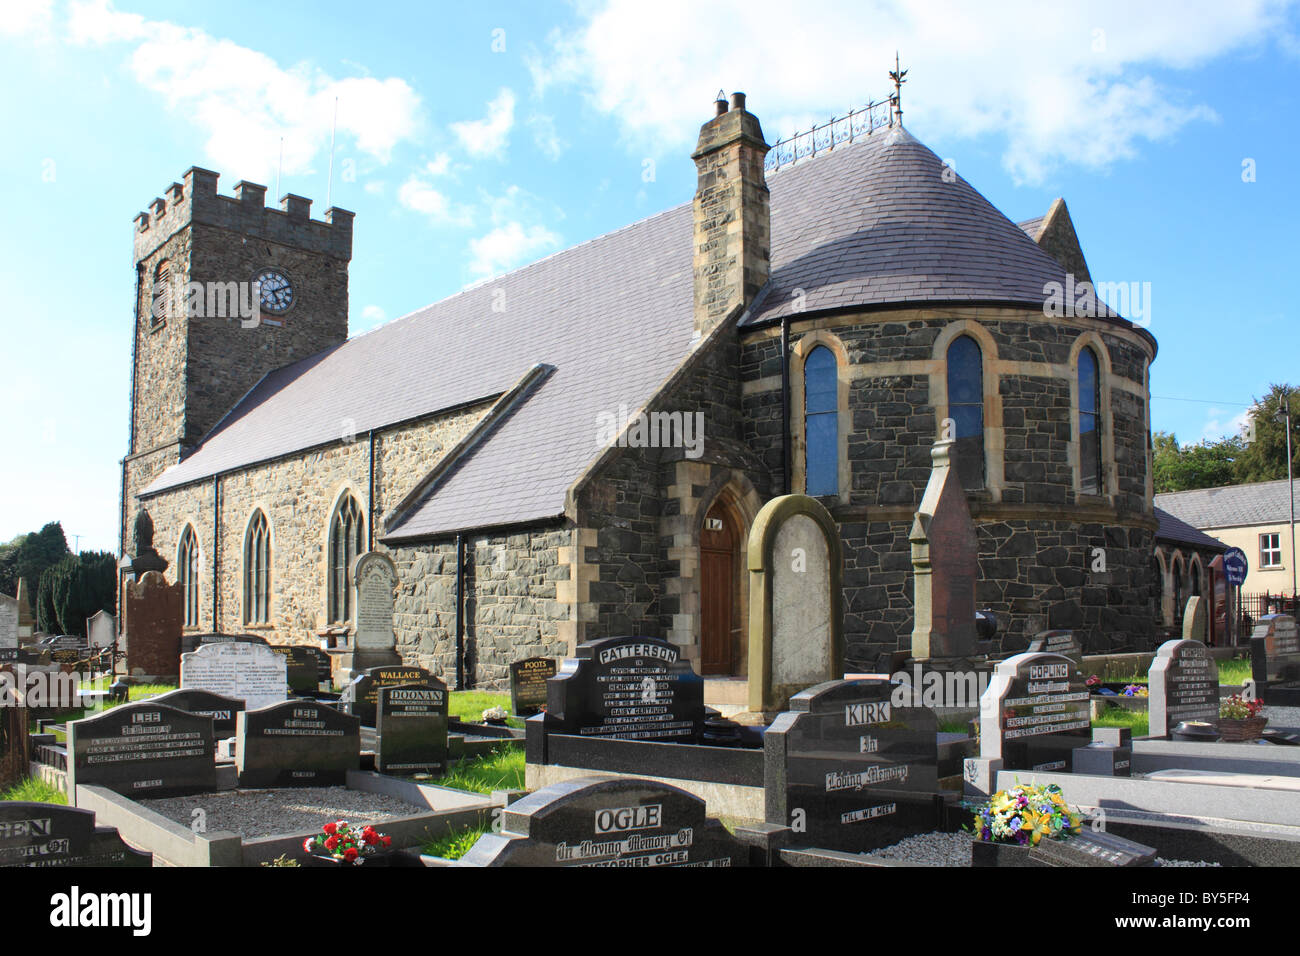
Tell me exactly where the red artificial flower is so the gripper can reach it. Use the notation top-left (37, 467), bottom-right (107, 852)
top-left (325, 835), bottom-right (339, 851)
top-left (323, 822), bottom-right (338, 835)
top-left (303, 838), bottom-right (314, 853)
top-left (382, 835), bottom-right (391, 847)
top-left (344, 847), bottom-right (358, 862)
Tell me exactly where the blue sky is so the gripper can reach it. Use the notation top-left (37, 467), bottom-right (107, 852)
top-left (1, 0), bottom-right (1297, 553)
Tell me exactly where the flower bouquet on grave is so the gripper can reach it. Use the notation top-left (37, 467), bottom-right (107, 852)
top-left (482, 706), bottom-right (510, 726)
top-left (1120, 684), bottom-right (1148, 697)
top-left (302, 820), bottom-right (392, 865)
top-left (970, 782), bottom-right (1084, 847)
top-left (1218, 695), bottom-right (1266, 742)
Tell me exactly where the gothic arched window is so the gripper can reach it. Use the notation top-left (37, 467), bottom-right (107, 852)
top-left (1078, 346), bottom-right (1102, 495)
top-left (244, 510), bottom-right (271, 625)
top-left (178, 525), bottom-right (199, 628)
top-left (804, 345), bottom-right (839, 497)
top-left (328, 493), bottom-right (365, 624)
top-left (946, 335), bottom-right (985, 490)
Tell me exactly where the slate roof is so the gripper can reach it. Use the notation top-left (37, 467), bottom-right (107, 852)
top-left (1156, 480), bottom-right (1298, 530)
top-left (142, 124), bottom-right (1142, 540)
top-left (1017, 215), bottom-right (1045, 240)
top-left (1154, 506), bottom-right (1227, 551)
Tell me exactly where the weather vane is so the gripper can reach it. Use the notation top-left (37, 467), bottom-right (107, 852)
top-left (888, 52), bottom-right (908, 126)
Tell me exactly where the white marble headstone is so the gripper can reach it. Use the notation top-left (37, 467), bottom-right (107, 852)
top-left (180, 641), bottom-right (287, 710)
top-left (0, 595), bottom-right (17, 649)
top-left (87, 610), bottom-right (116, 648)
top-left (770, 514), bottom-right (832, 687)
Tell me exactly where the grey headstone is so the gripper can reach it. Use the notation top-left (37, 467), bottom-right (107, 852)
top-left (1148, 638), bottom-right (1218, 739)
top-left (180, 640), bottom-right (287, 710)
top-left (979, 652), bottom-right (1091, 772)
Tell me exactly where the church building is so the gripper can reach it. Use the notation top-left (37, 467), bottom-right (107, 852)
top-left (120, 90), bottom-right (1161, 689)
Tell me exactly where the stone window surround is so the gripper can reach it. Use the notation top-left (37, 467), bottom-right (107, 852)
top-left (789, 330), bottom-right (851, 506)
top-left (322, 483), bottom-right (368, 631)
top-left (176, 521), bottom-right (201, 631)
top-left (242, 506), bottom-right (274, 628)
top-left (1067, 332), bottom-right (1118, 502)
top-left (930, 320), bottom-right (1005, 502)
top-left (1154, 545), bottom-right (1208, 626)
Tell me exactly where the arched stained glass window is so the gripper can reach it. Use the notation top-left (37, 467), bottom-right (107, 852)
top-left (946, 335), bottom-right (985, 490)
top-left (244, 510), bottom-right (271, 625)
top-left (1079, 347), bottom-right (1102, 495)
top-left (328, 494), bottom-right (365, 624)
top-left (178, 525), bottom-right (199, 628)
top-left (804, 346), bottom-right (839, 496)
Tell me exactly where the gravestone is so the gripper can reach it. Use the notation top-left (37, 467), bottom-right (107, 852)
top-left (123, 571), bottom-right (183, 681)
top-left (0, 803), bottom-right (152, 867)
top-left (343, 664), bottom-right (435, 727)
top-left (1181, 595), bottom-right (1208, 643)
top-left (979, 652), bottom-right (1091, 773)
top-left (510, 657), bottom-right (557, 717)
top-left (765, 679), bottom-right (941, 852)
top-left (1250, 614), bottom-right (1300, 706)
top-left (15, 579), bottom-right (34, 642)
top-left (1026, 630), bottom-right (1082, 664)
top-left (545, 636), bottom-right (704, 742)
top-left (910, 438), bottom-right (979, 661)
top-left (236, 699), bottom-right (360, 788)
top-left (179, 632), bottom-right (270, 654)
top-left (351, 551), bottom-right (402, 672)
top-left (746, 495), bottom-right (843, 716)
top-left (181, 640), bottom-right (287, 710)
top-left (271, 644), bottom-right (318, 694)
top-left (67, 701), bottom-right (217, 797)
top-left (375, 680), bottom-right (449, 775)
top-left (460, 776), bottom-right (749, 867)
top-left (0, 595), bottom-right (17, 650)
top-left (302, 645), bottom-right (333, 687)
top-left (148, 688), bottom-right (245, 737)
top-left (47, 635), bottom-right (89, 664)
top-left (86, 610), bottom-right (116, 649)
top-left (1148, 638), bottom-right (1219, 739)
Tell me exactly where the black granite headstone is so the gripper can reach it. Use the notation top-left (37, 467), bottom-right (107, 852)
top-left (545, 636), bottom-right (704, 742)
top-left (68, 701), bottom-right (217, 797)
top-left (148, 688), bottom-right (245, 737)
top-left (1148, 639), bottom-right (1219, 739)
top-left (271, 645), bottom-right (318, 694)
top-left (981, 652), bottom-right (1091, 773)
top-left (236, 699), bottom-right (360, 788)
top-left (1250, 614), bottom-right (1300, 705)
top-left (342, 665), bottom-right (435, 727)
top-left (765, 679), bottom-right (941, 852)
top-left (460, 776), bottom-right (748, 867)
top-left (1026, 630), bottom-right (1082, 664)
top-left (376, 681), bottom-right (449, 775)
top-left (0, 802), bottom-right (152, 867)
top-left (301, 646), bottom-right (332, 686)
top-left (510, 657), bottom-right (557, 717)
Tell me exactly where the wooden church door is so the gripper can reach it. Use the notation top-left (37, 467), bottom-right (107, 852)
top-left (700, 500), bottom-right (740, 675)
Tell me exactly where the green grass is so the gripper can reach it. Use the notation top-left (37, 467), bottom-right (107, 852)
top-left (421, 824), bottom-right (489, 860)
top-left (1092, 708), bottom-right (1149, 737)
top-left (938, 719), bottom-right (972, 735)
top-left (1, 775), bottom-right (68, 804)
top-left (448, 691), bottom-right (524, 728)
top-left (429, 747), bottom-right (525, 794)
top-left (1086, 657), bottom-right (1251, 687)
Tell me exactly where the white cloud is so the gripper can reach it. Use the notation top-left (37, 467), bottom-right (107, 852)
top-left (528, 113), bottom-right (566, 160)
top-left (424, 152), bottom-right (453, 176)
top-left (360, 304), bottom-right (387, 326)
top-left (65, 0), bottom-right (422, 183)
top-left (468, 221), bottom-right (561, 279)
top-left (0, 0), bottom-right (54, 38)
top-left (1201, 407), bottom-right (1252, 442)
top-left (528, 0), bottom-right (1294, 183)
top-left (450, 88), bottom-right (515, 158)
top-left (397, 175), bottom-right (472, 225)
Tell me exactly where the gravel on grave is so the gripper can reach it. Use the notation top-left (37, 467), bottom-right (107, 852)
top-left (861, 831), bottom-right (1220, 867)
top-left (138, 787), bottom-right (425, 839)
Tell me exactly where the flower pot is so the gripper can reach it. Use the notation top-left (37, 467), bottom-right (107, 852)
top-left (1218, 716), bottom-right (1268, 742)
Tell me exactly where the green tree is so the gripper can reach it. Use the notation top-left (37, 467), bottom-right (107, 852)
top-left (0, 521), bottom-right (69, 601)
top-left (1235, 384), bottom-right (1300, 484)
top-left (37, 551), bottom-right (117, 639)
top-left (1153, 431), bottom-right (1242, 493)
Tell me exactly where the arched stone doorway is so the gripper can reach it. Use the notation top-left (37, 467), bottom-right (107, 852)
top-left (699, 495), bottom-right (745, 676)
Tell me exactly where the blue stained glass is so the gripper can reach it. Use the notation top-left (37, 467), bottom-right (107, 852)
top-left (805, 347), bottom-right (838, 414)
top-left (804, 346), bottom-right (838, 496)
top-left (1079, 348), bottom-right (1098, 415)
top-left (946, 336), bottom-right (983, 405)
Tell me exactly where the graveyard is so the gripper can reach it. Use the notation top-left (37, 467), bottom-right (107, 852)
top-left (3, 437), bottom-right (1299, 873)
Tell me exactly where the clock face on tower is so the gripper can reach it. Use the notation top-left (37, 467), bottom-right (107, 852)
top-left (255, 270), bottom-right (294, 314)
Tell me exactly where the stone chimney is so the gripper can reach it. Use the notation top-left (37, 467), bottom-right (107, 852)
top-left (691, 91), bottom-right (770, 337)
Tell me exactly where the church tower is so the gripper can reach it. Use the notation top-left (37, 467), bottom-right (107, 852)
top-left (121, 167), bottom-right (353, 554)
